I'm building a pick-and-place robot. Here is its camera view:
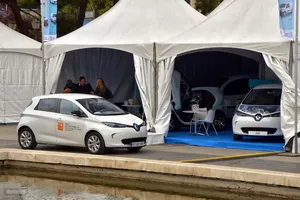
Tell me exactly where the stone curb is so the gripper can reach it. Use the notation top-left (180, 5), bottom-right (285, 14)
top-left (0, 149), bottom-right (300, 189)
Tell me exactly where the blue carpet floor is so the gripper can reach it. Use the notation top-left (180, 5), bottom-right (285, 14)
top-left (165, 128), bottom-right (285, 152)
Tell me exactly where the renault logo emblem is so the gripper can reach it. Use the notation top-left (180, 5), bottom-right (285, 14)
top-left (133, 123), bottom-right (140, 131)
top-left (254, 114), bottom-right (262, 121)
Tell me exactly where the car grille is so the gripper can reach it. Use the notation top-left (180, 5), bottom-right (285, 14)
top-left (241, 128), bottom-right (277, 134)
top-left (121, 137), bottom-right (147, 145)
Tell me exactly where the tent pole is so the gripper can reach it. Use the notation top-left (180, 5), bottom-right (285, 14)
top-left (153, 43), bottom-right (157, 132)
top-left (40, 0), bottom-right (46, 95)
top-left (294, 0), bottom-right (299, 154)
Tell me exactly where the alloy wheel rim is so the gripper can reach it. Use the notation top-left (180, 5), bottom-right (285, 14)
top-left (214, 117), bottom-right (226, 129)
top-left (20, 131), bottom-right (32, 148)
top-left (88, 135), bottom-right (101, 153)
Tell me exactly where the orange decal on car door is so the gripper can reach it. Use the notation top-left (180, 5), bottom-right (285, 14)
top-left (57, 121), bottom-right (64, 131)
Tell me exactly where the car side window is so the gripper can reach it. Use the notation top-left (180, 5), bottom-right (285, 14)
top-left (224, 79), bottom-right (250, 96)
top-left (35, 98), bottom-right (59, 113)
top-left (59, 99), bottom-right (82, 115)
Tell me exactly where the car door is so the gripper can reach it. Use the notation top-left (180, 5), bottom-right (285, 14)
top-left (32, 98), bottom-right (59, 144)
top-left (55, 99), bottom-right (87, 146)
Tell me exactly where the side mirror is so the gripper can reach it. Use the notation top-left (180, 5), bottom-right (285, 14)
top-left (71, 110), bottom-right (82, 117)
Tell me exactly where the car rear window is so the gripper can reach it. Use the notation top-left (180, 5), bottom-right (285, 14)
top-left (35, 98), bottom-right (59, 113)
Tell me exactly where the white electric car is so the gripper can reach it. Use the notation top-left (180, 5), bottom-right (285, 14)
top-left (232, 84), bottom-right (282, 141)
top-left (279, 2), bottom-right (293, 17)
top-left (17, 94), bottom-right (147, 154)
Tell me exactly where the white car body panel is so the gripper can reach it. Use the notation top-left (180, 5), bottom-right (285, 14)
top-left (17, 94), bottom-right (147, 149)
top-left (232, 114), bottom-right (282, 136)
top-left (191, 86), bottom-right (223, 110)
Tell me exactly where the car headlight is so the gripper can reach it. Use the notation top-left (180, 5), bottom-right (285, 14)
top-left (102, 122), bottom-right (128, 128)
top-left (236, 111), bottom-right (247, 117)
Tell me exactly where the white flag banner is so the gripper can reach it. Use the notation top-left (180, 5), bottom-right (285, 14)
top-left (278, 0), bottom-right (295, 39)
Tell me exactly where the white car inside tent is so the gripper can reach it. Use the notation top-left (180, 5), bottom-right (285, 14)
top-left (157, 0), bottom-right (299, 150)
top-left (44, 0), bottom-right (206, 144)
top-left (0, 22), bottom-right (43, 124)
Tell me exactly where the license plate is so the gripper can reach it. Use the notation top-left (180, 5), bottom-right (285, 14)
top-left (248, 131), bottom-right (268, 136)
top-left (131, 141), bottom-right (145, 147)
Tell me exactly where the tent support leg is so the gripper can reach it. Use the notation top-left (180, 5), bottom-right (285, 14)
top-left (40, 1), bottom-right (46, 95)
top-left (294, 0), bottom-right (299, 154)
top-left (151, 43), bottom-right (157, 133)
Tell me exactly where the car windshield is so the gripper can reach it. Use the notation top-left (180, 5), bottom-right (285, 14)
top-left (242, 88), bottom-right (282, 106)
top-left (77, 98), bottom-right (126, 116)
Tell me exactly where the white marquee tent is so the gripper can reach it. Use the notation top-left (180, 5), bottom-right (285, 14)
top-left (44, 0), bottom-right (206, 144)
top-left (157, 0), bottom-right (300, 148)
top-left (0, 22), bottom-right (43, 123)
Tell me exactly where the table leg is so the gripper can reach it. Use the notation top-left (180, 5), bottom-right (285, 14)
top-left (194, 115), bottom-right (197, 135)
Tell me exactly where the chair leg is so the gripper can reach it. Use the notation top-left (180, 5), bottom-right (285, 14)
top-left (198, 122), bottom-right (203, 133)
top-left (212, 123), bottom-right (218, 135)
top-left (189, 120), bottom-right (193, 133)
top-left (204, 123), bottom-right (209, 136)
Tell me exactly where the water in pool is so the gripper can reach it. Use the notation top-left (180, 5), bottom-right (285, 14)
top-left (0, 169), bottom-right (296, 200)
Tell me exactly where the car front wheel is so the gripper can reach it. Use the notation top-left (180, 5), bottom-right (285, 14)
top-left (18, 127), bottom-right (37, 149)
top-left (85, 132), bottom-right (106, 154)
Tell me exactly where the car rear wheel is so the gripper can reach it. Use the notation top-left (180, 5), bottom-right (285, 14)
top-left (85, 132), bottom-right (106, 154)
top-left (127, 147), bottom-right (143, 153)
top-left (233, 134), bottom-right (243, 141)
top-left (18, 127), bottom-right (37, 149)
top-left (214, 112), bottom-right (227, 131)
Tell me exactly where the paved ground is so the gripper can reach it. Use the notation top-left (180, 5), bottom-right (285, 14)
top-left (1, 124), bottom-right (300, 173)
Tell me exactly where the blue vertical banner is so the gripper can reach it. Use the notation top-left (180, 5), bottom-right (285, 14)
top-left (40, 0), bottom-right (57, 42)
top-left (278, 0), bottom-right (295, 39)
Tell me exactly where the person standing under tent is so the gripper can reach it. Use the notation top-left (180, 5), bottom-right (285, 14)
top-left (74, 76), bottom-right (94, 94)
top-left (63, 79), bottom-right (74, 93)
top-left (94, 78), bottom-right (113, 100)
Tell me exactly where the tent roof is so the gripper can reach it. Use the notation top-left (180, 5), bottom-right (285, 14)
top-left (0, 22), bottom-right (41, 57)
top-left (157, 0), bottom-right (291, 62)
top-left (45, 0), bottom-right (206, 60)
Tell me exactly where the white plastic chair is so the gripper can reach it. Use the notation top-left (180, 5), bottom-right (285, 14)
top-left (198, 109), bottom-right (218, 136)
top-left (189, 105), bottom-right (207, 133)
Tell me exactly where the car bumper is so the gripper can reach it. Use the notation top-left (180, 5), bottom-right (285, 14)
top-left (102, 126), bottom-right (148, 148)
top-left (232, 114), bottom-right (283, 136)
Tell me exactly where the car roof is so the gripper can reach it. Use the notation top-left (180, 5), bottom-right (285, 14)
top-left (32, 93), bottom-right (102, 100)
top-left (253, 84), bottom-right (282, 90)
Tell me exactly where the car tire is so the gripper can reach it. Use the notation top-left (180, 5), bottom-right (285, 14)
top-left (169, 114), bottom-right (179, 132)
top-left (85, 132), bottom-right (106, 154)
top-left (233, 134), bottom-right (243, 141)
top-left (18, 127), bottom-right (37, 149)
top-left (127, 147), bottom-right (143, 153)
top-left (213, 111), bottom-right (227, 131)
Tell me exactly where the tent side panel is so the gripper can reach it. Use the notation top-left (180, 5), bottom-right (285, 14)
top-left (0, 53), bottom-right (43, 123)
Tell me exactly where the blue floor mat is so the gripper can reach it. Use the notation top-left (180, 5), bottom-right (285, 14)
top-left (165, 128), bottom-right (285, 152)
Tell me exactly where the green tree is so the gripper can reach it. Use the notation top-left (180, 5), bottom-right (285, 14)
top-left (195, 0), bottom-right (223, 16)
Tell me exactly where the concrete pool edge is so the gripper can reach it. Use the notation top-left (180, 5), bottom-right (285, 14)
top-left (0, 149), bottom-right (300, 190)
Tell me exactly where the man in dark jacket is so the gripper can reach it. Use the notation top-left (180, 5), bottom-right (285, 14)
top-left (74, 76), bottom-right (94, 94)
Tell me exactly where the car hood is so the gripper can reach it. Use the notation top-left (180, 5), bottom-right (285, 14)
top-left (93, 113), bottom-right (143, 126)
top-left (239, 105), bottom-right (280, 115)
